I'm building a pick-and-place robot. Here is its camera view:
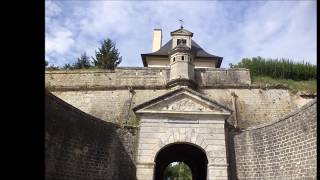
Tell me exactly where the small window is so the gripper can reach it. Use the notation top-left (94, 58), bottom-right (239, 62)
top-left (177, 39), bottom-right (181, 45)
top-left (181, 56), bottom-right (184, 60)
top-left (173, 57), bottom-right (175, 62)
top-left (177, 39), bottom-right (187, 45)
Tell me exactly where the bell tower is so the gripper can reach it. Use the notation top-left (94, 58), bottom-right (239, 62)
top-left (167, 26), bottom-right (197, 89)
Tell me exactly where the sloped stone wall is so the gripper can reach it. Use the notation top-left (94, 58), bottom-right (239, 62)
top-left (45, 90), bottom-right (137, 180)
top-left (230, 99), bottom-right (317, 179)
top-left (202, 89), bottom-right (298, 128)
top-left (49, 88), bottom-right (310, 129)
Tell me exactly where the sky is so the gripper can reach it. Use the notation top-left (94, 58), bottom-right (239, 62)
top-left (45, 0), bottom-right (317, 68)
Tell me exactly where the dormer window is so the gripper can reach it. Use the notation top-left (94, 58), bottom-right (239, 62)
top-left (177, 39), bottom-right (187, 45)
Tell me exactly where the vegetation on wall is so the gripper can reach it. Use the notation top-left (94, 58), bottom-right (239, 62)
top-left (252, 76), bottom-right (317, 93)
top-left (63, 52), bottom-right (92, 70)
top-left (230, 57), bottom-right (317, 93)
top-left (230, 56), bottom-right (316, 81)
top-left (45, 64), bottom-right (60, 71)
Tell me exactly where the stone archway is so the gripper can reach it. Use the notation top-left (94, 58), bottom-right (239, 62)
top-left (133, 88), bottom-right (232, 180)
top-left (154, 143), bottom-right (208, 180)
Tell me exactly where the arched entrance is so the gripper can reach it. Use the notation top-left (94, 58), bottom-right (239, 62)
top-left (134, 87), bottom-right (232, 179)
top-left (154, 143), bottom-right (208, 180)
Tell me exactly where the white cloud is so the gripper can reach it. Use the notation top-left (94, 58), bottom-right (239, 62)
top-left (45, 28), bottom-right (74, 54)
top-left (45, 1), bottom-right (76, 65)
top-left (45, 1), bottom-right (316, 67)
top-left (45, 1), bottom-right (61, 18)
top-left (236, 1), bottom-right (316, 64)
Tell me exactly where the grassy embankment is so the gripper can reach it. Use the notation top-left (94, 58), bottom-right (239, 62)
top-left (231, 57), bottom-right (317, 93)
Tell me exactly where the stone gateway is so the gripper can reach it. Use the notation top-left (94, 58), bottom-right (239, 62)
top-left (134, 88), bottom-right (232, 179)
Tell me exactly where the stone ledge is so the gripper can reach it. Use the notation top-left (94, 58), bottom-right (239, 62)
top-left (195, 68), bottom-right (249, 71)
top-left (201, 84), bottom-right (288, 89)
top-left (45, 67), bottom-right (248, 74)
top-left (46, 84), bottom-right (292, 91)
top-left (45, 67), bottom-right (170, 74)
top-left (46, 85), bottom-right (168, 91)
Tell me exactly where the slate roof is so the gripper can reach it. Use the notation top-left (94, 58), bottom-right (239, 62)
top-left (169, 43), bottom-right (191, 54)
top-left (141, 39), bottom-right (223, 67)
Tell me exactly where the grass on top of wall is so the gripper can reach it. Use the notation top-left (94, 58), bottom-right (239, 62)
top-left (252, 76), bottom-right (317, 93)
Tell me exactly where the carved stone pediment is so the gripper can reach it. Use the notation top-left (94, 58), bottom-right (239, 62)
top-left (133, 87), bottom-right (231, 115)
top-left (149, 94), bottom-right (214, 112)
top-left (170, 28), bottom-right (193, 37)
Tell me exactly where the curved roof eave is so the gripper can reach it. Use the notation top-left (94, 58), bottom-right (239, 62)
top-left (141, 39), bottom-right (223, 67)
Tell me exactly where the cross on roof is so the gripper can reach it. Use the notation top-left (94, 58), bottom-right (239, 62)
top-left (178, 19), bottom-right (184, 29)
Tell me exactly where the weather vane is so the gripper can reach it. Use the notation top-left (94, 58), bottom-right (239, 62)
top-left (178, 19), bottom-right (184, 29)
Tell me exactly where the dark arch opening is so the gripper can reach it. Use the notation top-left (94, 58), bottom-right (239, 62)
top-left (163, 162), bottom-right (192, 180)
top-left (154, 143), bottom-right (208, 180)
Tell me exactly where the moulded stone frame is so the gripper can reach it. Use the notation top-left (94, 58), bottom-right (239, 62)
top-left (134, 88), bottom-right (232, 180)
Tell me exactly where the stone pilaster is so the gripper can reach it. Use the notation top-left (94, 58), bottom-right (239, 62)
top-left (136, 163), bottom-right (155, 180)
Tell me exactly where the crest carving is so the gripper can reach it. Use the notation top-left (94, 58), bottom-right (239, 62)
top-left (148, 96), bottom-right (214, 112)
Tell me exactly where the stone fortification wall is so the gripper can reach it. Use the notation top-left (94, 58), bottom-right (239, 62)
top-left (45, 68), bottom-right (312, 128)
top-left (230, 99), bottom-right (317, 179)
top-left (49, 88), bottom-right (309, 128)
top-left (50, 89), bottom-right (170, 125)
top-left (202, 89), bottom-right (300, 128)
top-left (195, 68), bottom-right (251, 86)
top-left (45, 90), bottom-right (137, 180)
top-left (45, 67), bottom-right (251, 90)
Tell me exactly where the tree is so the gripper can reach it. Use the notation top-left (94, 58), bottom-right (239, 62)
top-left (63, 63), bottom-right (72, 70)
top-left (92, 39), bottom-right (122, 70)
top-left (163, 162), bottom-right (192, 180)
top-left (73, 52), bottom-right (92, 69)
top-left (46, 65), bottom-right (60, 70)
top-left (45, 60), bottom-right (48, 68)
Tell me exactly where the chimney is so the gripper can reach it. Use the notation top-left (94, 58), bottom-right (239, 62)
top-left (152, 29), bottom-right (162, 52)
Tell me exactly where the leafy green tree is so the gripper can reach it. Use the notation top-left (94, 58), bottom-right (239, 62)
top-left (163, 162), bottom-right (192, 180)
top-left (92, 39), bottom-right (122, 69)
top-left (63, 63), bottom-right (72, 70)
top-left (73, 52), bottom-right (92, 69)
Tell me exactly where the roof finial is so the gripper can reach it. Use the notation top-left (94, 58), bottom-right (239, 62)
top-left (178, 19), bottom-right (184, 29)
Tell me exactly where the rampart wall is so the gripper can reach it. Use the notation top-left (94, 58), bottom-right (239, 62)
top-left (45, 68), bottom-right (314, 128)
top-left (229, 99), bottom-right (317, 179)
top-left (45, 90), bottom-right (137, 180)
top-left (45, 67), bottom-right (251, 90)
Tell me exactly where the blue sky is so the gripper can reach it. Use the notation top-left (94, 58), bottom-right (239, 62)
top-left (45, 1), bottom-right (316, 68)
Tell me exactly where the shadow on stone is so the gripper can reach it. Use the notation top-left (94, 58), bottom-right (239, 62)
top-left (45, 90), bottom-right (137, 180)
